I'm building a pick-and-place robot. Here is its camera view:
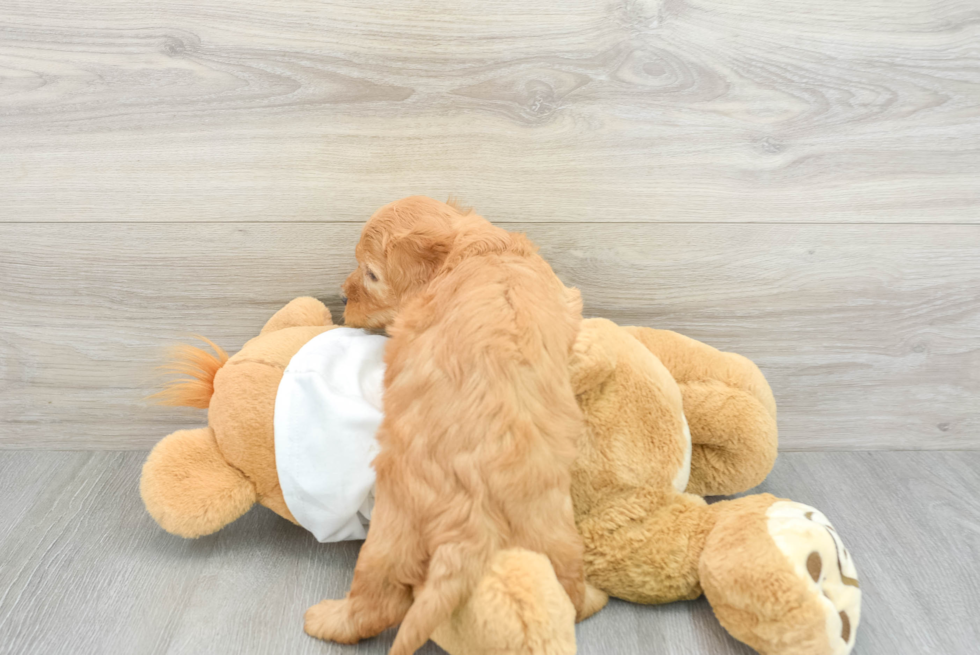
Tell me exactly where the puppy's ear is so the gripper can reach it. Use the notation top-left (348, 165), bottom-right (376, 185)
top-left (386, 228), bottom-right (454, 293)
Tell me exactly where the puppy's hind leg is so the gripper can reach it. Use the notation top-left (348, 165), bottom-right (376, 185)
top-left (305, 504), bottom-right (418, 644)
top-left (390, 543), bottom-right (483, 655)
top-left (542, 516), bottom-right (608, 622)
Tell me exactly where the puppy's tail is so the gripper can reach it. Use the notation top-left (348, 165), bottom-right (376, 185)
top-left (149, 337), bottom-right (229, 409)
top-left (390, 544), bottom-right (482, 655)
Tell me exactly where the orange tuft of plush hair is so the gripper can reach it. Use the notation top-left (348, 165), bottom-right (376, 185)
top-left (150, 337), bottom-right (229, 409)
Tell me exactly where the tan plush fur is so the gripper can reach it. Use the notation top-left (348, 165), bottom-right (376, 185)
top-left (570, 318), bottom-right (757, 604)
top-left (565, 322), bottom-right (855, 655)
top-left (306, 197), bottom-right (603, 655)
top-left (209, 324), bottom-right (337, 522)
top-left (142, 296), bottom-right (857, 655)
top-left (140, 427), bottom-right (255, 537)
top-left (141, 298), bottom-right (337, 533)
top-left (624, 327), bottom-right (778, 497)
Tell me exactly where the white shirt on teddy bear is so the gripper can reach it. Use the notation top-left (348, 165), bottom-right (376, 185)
top-left (274, 327), bottom-right (387, 543)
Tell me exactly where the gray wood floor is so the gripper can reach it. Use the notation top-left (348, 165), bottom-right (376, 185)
top-left (0, 450), bottom-right (976, 655)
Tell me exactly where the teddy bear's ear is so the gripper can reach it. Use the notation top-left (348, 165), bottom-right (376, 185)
top-left (260, 297), bottom-right (333, 334)
top-left (569, 319), bottom-right (619, 395)
top-left (141, 428), bottom-right (257, 538)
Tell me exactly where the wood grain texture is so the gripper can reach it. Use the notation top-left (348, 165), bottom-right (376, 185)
top-left (2, 0), bottom-right (978, 223)
top-left (1, 222), bottom-right (977, 450)
top-left (0, 450), bottom-right (976, 654)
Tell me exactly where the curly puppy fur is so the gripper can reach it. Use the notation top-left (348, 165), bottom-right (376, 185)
top-left (305, 196), bottom-right (606, 654)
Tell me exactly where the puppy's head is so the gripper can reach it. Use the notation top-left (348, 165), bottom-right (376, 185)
top-left (342, 196), bottom-right (464, 329)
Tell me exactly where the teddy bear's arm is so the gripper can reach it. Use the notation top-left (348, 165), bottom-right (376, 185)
top-left (623, 325), bottom-right (778, 496)
top-left (680, 380), bottom-right (778, 496)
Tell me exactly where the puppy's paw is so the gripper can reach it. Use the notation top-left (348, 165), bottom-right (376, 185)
top-left (577, 583), bottom-right (609, 622)
top-left (304, 599), bottom-right (360, 644)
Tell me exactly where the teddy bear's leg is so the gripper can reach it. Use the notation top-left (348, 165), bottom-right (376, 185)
top-left (578, 487), bottom-right (716, 604)
top-left (679, 380), bottom-right (778, 496)
top-left (431, 549), bottom-right (577, 655)
top-left (260, 297), bottom-right (333, 334)
top-left (700, 495), bottom-right (861, 655)
top-left (140, 428), bottom-right (257, 538)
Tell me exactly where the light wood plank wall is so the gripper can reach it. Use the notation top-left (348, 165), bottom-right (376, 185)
top-left (1, 0), bottom-right (978, 450)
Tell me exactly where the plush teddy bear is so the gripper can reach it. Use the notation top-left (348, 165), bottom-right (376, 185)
top-left (141, 297), bottom-right (860, 655)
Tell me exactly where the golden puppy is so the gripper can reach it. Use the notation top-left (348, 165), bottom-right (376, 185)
top-left (305, 197), bottom-right (606, 654)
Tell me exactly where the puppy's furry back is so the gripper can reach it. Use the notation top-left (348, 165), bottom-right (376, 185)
top-left (377, 224), bottom-right (587, 653)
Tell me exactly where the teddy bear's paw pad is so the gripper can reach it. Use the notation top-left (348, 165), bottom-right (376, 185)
top-left (304, 599), bottom-right (359, 644)
top-left (767, 501), bottom-right (861, 655)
